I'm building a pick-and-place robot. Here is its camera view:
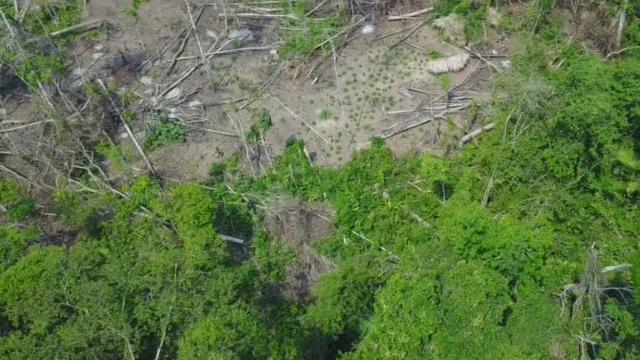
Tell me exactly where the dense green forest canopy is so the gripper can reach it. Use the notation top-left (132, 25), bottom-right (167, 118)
top-left (2, 0), bottom-right (640, 359)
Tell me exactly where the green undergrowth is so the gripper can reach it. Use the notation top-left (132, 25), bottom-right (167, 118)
top-left (0, 180), bottom-right (37, 222)
top-left (0, 0), bottom-right (84, 36)
top-left (144, 120), bottom-right (187, 152)
top-left (0, 0), bottom-right (94, 89)
top-left (277, 0), bottom-right (344, 58)
top-left (0, 180), bottom-right (40, 274)
top-left (125, 0), bottom-right (151, 17)
top-left (247, 109), bottom-right (273, 141)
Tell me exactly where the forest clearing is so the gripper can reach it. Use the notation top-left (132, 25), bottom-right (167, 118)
top-left (1, 0), bottom-right (640, 359)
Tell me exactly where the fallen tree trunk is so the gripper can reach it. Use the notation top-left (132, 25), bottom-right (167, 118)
top-left (459, 123), bottom-right (496, 146)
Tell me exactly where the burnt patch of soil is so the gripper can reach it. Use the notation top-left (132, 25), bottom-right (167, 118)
top-left (40, 230), bottom-right (77, 248)
top-left (0, 72), bottom-right (29, 98)
top-left (265, 198), bottom-right (334, 247)
top-left (107, 51), bottom-right (146, 86)
top-left (265, 198), bottom-right (336, 301)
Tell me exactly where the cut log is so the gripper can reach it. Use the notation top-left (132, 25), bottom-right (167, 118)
top-left (426, 53), bottom-right (470, 74)
top-left (388, 7), bottom-right (433, 21)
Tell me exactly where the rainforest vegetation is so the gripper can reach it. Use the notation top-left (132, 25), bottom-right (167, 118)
top-left (1, 0), bottom-right (640, 359)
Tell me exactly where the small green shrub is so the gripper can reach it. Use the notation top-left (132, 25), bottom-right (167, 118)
top-left (53, 190), bottom-right (95, 230)
top-left (248, 109), bottom-right (273, 141)
top-left (145, 120), bottom-right (186, 151)
top-left (428, 49), bottom-right (443, 59)
top-left (440, 73), bottom-right (450, 91)
top-left (0, 226), bottom-right (39, 272)
top-left (95, 142), bottom-right (135, 173)
top-left (0, 180), bottom-right (37, 221)
top-left (125, 0), bottom-right (151, 17)
top-left (319, 109), bottom-right (332, 121)
top-left (209, 163), bottom-right (227, 182)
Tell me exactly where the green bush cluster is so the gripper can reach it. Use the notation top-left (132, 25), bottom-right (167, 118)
top-left (0, 180), bottom-right (36, 221)
top-left (144, 120), bottom-right (187, 152)
top-left (0, 0), bottom-right (84, 36)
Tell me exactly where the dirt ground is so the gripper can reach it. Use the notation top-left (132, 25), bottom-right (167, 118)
top-left (78, 0), bottom-right (509, 181)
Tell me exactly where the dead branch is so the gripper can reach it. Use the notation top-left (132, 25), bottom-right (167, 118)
top-left (167, 3), bottom-right (204, 75)
top-left (461, 46), bottom-right (503, 73)
top-left (49, 19), bottom-right (106, 38)
top-left (160, 43), bottom-right (279, 98)
top-left (0, 119), bottom-right (55, 133)
top-left (312, 17), bottom-right (366, 53)
top-left (481, 175), bottom-right (495, 208)
top-left (601, 264), bottom-right (633, 274)
top-left (328, 36), bottom-right (345, 123)
top-left (166, 27), bottom-right (194, 76)
top-left (0, 164), bottom-right (46, 189)
top-left (382, 103), bottom-right (472, 139)
top-left (201, 97), bottom-right (247, 107)
top-left (375, 24), bottom-right (416, 41)
top-left (227, 114), bottom-right (254, 174)
top-left (158, 63), bottom-right (201, 99)
top-left (97, 79), bottom-right (156, 176)
top-left (184, 125), bottom-right (238, 138)
top-left (184, 0), bottom-right (210, 86)
top-left (199, 44), bottom-right (280, 58)
top-left (400, 205), bottom-right (431, 228)
top-left (351, 230), bottom-right (399, 262)
top-left (217, 13), bottom-right (296, 19)
top-left (0, 8), bottom-right (16, 39)
top-left (302, 26), bottom-right (361, 80)
top-left (604, 45), bottom-right (640, 60)
top-left (612, 10), bottom-right (626, 51)
top-left (407, 87), bottom-right (436, 95)
top-left (137, 18), bottom-right (197, 71)
top-left (381, 114), bottom-right (439, 139)
top-left (388, 7), bottom-right (433, 21)
top-left (390, 21), bottom-right (426, 50)
top-left (239, 64), bottom-right (284, 111)
top-left (306, 0), bottom-right (330, 16)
